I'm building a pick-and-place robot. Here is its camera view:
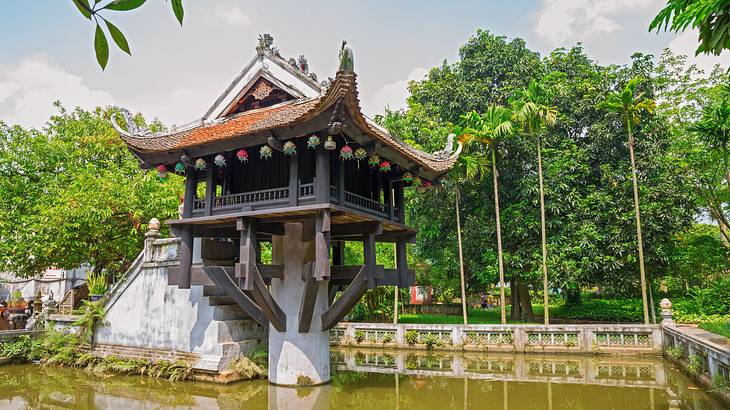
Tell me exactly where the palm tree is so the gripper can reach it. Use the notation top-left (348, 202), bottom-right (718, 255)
top-left (512, 80), bottom-right (558, 325)
top-left (598, 77), bottom-right (656, 325)
top-left (457, 105), bottom-right (515, 324)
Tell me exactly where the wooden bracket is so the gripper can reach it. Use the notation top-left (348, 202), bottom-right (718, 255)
top-left (298, 274), bottom-right (318, 332)
top-left (321, 265), bottom-right (367, 330)
top-left (248, 264), bottom-right (286, 331)
top-left (202, 266), bottom-right (268, 328)
top-left (314, 210), bottom-right (331, 281)
top-left (267, 135), bottom-right (283, 152)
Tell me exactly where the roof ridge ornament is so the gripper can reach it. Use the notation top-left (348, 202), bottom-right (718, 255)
top-left (111, 109), bottom-right (152, 137)
top-left (339, 41), bottom-right (354, 72)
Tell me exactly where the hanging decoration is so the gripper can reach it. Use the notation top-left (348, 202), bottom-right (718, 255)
top-left (421, 180), bottom-right (432, 188)
top-left (236, 149), bottom-right (249, 163)
top-left (174, 162), bottom-right (185, 173)
top-left (307, 135), bottom-right (320, 149)
top-left (368, 153), bottom-right (380, 167)
top-left (412, 176), bottom-right (422, 188)
top-left (214, 154), bottom-right (226, 167)
top-left (260, 145), bottom-right (273, 159)
top-left (354, 147), bottom-right (367, 161)
top-left (156, 165), bottom-right (169, 180)
top-left (378, 160), bottom-right (391, 173)
top-left (339, 144), bottom-right (353, 160)
top-left (194, 158), bottom-right (207, 170)
top-left (324, 135), bottom-right (337, 150)
top-left (283, 141), bottom-right (297, 156)
top-left (402, 172), bottom-right (413, 183)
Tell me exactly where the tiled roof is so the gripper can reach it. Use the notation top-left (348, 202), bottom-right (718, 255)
top-left (117, 71), bottom-right (459, 174)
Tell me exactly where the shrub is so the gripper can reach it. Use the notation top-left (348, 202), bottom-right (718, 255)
top-left (72, 300), bottom-right (106, 345)
top-left (405, 330), bottom-right (418, 345)
top-left (230, 357), bottom-right (265, 379)
top-left (86, 270), bottom-right (108, 295)
top-left (422, 334), bottom-right (441, 350)
top-left (381, 333), bottom-right (394, 344)
top-left (686, 354), bottom-right (704, 376)
top-left (712, 374), bottom-right (730, 393)
top-left (354, 330), bottom-right (365, 343)
top-left (667, 344), bottom-right (685, 359)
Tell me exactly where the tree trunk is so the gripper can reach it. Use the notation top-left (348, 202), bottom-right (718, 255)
top-left (510, 278), bottom-right (520, 321)
top-left (455, 187), bottom-right (468, 325)
top-left (627, 122), bottom-right (650, 325)
top-left (492, 148), bottom-right (507, 324)
top-left (514, 279), bottom-right (534, 322)
top-left (537, 135), bottom-right (549, 325)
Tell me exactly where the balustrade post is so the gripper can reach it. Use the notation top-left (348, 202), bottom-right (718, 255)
top-left (660, 298), bottom-right (674, 327)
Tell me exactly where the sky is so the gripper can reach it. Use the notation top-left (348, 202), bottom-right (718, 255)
top-left (1, 0), bottom-right (729, 129)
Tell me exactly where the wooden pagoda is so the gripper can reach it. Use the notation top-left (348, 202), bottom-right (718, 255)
top-left (113, 41), bottom-right (460, 338)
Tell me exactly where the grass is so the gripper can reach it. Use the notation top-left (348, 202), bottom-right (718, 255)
top-left (699, 320), bottom-right (730, 338)
top-left (398, 307), bottom-right (538, 324)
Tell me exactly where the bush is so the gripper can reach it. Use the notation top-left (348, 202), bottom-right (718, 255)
top-left (689, 277), bottom-right (730, 316)
top-left (405, 330), bottom-right (418, 345)
top-left (687, 354), bottom-right (704, 376)
top-left (551, 299), bottom-right (644, 322)
top-left (354, 330), bottom-right (365, 343)
top-left (86, 270), bottom-right (108, 295)
top-left (667, 344), bottom-right (685, 359)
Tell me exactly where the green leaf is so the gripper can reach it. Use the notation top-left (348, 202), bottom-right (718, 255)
top-left (104, 19), bottom-right (130, 55)
top-left (171, 0), bottom-right (184, 25)
top-left (104, 0), bottom-right (147, 11)
top-left (72, 0), bottom-right (92, 20)
top-left (94, 24), bottom-right (109, 70)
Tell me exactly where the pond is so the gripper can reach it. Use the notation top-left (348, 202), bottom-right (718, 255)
top-left (0, 349), bottom-right (723, 409)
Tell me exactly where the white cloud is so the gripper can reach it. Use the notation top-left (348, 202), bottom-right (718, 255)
top-left (535, 0), bottom-right (661, 46)
top-left (365, 67), bottom-right (428, 116)
top-left (0, 54), bottom-right (115, 128)
top-left (668, 30), bottom-right (730, 73)
top-left (210, 5), bottom-right (251, 27)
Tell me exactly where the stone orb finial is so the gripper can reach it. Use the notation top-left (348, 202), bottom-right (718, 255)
top-left (660, 298), bottom-right (672, 309)
top-left (148, 218), bottom-right (161, 232)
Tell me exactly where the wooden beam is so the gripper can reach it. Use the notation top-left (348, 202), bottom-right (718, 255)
top-left (202, 266), bottom-right (268, 327)
top-left (321, 265), bottom-right (367, 330)
top-left (267, 136), bottom-right (283, 152)
top-left (249, 264), bottom-right (286, 331)
top-left (328, 284), bottom-right (340, 305)
top-left (396, 235), bottom-right (409, 288)
top-left (256, 264), bottom-right (284, 279)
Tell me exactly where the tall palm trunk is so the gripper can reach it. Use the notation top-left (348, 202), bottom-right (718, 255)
top-left (627, 118), bottom-right (650, 324)
top-left (455, 187), bottom-right (468, 325)
top-left (492, 148), bottom-right (507, 324)
top-left (537, 135), bottom-right (549, 325)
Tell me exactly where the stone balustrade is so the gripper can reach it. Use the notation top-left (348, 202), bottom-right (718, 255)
top-left (331, 322), bottom-right (662, 355)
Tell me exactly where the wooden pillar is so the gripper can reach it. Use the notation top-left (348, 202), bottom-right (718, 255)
top-left (314, 210), bottom-right (331, 281)
top-left (289, 153), bottom-right (299, 207)
top-left (337, 158), bottom-right (345, 205)
top-left (332, 241), bottom-right (344, 265)
top-left (372, 172), bottom-right (381, 201)
top-left (384, 175), bottom-right (393, 219)
top-left (363, 223), bottom-right (379, 289)
top-left (178, 166), bottom-right (197, 289)
top-left (205, 159), bottom-right (216, 216)
top-left (396, 235), bottom-right (408, 288)
top-left (315, 136), bottom-right (330, 204)
top-left (236, 218), bottom-right (257, 290)
top-left (394, 181), bottom-right (405, 224)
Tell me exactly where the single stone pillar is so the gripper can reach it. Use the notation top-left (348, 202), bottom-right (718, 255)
top-left (660, 298), bottom-right (674, 327)
top-left (269, 223), bottom-right (331, 385)
top-left (268, 384), bottom-right (330, 410)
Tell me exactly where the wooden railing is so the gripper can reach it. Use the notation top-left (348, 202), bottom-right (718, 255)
top-left (214, 186), bottom-right (289, 209)
top-left (193, 198), bottom-right (205, 210)
top-left (299, 182), bottom-right (314, 199)
top-left (344, 191), bottom-right (388, 217)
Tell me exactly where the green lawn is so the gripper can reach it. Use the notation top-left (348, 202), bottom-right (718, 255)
top-left (398, 307), bottom-right (544, 324)
top-left (699, 320), bottom-right (730, 338)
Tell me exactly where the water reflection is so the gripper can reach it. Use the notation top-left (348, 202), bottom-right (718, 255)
top-left (0, 349), bottom-right (722, 409)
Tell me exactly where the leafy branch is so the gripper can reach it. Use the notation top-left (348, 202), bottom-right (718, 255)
top-left (71, 0), bottom-right (185, 69)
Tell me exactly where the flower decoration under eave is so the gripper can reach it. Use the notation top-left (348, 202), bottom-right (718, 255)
top-left (368, 153), bottom-right (380, 167)
top-left (402, 172), bottom-right (413, 183)
top-left (307, 135), bottom-right (320, 149)
top-left (354, 147), bottom-right (367, 161)
top-left (412, 176), bottom-right (422, 187)
top-left (379, 160), bottom-right (391, 173)
top-left (340, 144), bottom-right (353, 160)
top-left (214, 154), bottom-right (226, 167)
top-left (174, 162), bottom-right (185, 173)
top-left (260, 145), bottom-right (273, 159)
top-left (236, 149), bottom-right (249, 163)
top-left (156, 165), bottom-right (169, 180)
top-left (194, 158), bottom-right (207, 170)
top-left (283, 141), bottom-right (297, 156)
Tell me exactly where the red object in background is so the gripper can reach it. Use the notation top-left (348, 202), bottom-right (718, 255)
top-left (410, 286), bottom-right (432, 304)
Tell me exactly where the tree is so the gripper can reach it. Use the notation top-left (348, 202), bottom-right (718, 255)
top-left (650, 0), bottom-right (730, 56)
top-left (598, 77), bottom-right (657, 324)
top-left (0, 104), bottom-right (181, 279)
top-left (511, 80), bottom-right (558, 325)
top-left (456, 106), bottom-right (515, 324)
top-left (70, 0), bottom-right (185, 69)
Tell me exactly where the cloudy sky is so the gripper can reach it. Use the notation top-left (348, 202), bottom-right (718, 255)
top-left (1, 0), bottom-right (729, 129)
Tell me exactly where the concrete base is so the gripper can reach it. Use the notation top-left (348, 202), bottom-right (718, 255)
top-left (269, 384), bottom-right (330, 410)
top-left (268, 223), bottom-right (331, 386)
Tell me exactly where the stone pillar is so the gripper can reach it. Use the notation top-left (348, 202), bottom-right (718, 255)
top-left (269, 384), bottom-right (330, 410)
top-left (268, 223), bottom-right (331, 385)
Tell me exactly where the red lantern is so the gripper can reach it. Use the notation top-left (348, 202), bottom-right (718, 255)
top-left (236, 149), bottom-right (249, 162)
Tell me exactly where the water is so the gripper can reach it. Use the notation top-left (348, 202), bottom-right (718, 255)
top-left (0, 349), bottom-right (723, 409)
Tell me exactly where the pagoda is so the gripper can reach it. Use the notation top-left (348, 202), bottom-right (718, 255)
top-left (113, 38), bottom-right (460, 385)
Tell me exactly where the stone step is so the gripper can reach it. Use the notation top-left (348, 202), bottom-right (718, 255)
top-left (220, 340), bottom-right (266, 361)
top-left (203, 285), bottom-right (227, 297)
top-left (207, 296), bottom-right (236, 306)
top-left (217, 319), bottom-right (268, 343)
top-left (212, 304), bottom-right (249, 321)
